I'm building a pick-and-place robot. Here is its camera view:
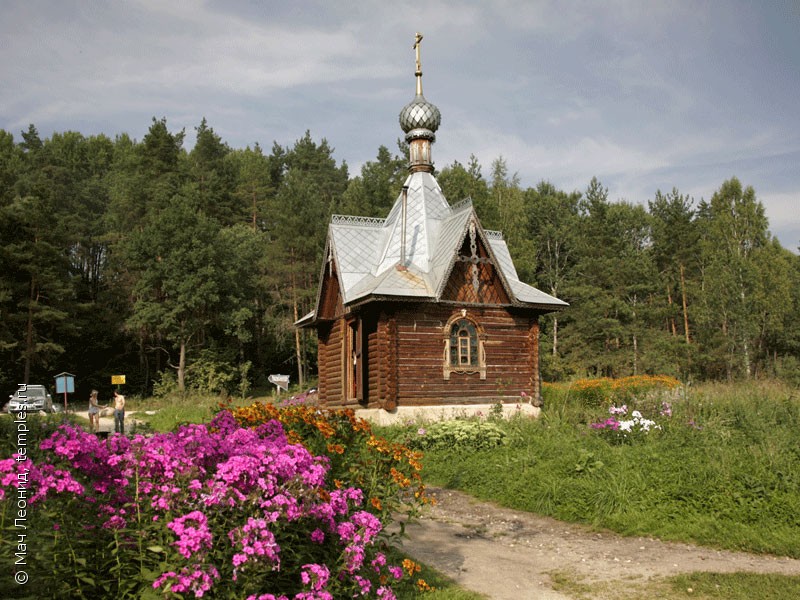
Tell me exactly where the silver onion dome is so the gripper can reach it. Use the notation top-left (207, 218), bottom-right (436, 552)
top-left (399, 94), bottom-right (441, 136)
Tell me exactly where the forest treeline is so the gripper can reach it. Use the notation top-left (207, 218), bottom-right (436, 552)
top-left (1, 118), bottom-right (798, 397)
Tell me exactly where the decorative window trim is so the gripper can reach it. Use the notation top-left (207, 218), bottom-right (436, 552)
top-left (443, 312), bottom-right (486, 380)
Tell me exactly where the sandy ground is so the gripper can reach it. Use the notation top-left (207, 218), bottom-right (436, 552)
top-left (72, 408), bottom-right (144, 434)
top-left (398, 487), bottom-right (800, 600)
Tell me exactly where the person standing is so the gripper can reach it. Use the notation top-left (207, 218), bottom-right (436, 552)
top-left (88, 390), bottom-right (102, 433)
top-left (113, 391), bottom-right (125, 435)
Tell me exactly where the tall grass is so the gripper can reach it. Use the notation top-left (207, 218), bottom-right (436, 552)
top-left (417, 381), bottom-right (800, 557)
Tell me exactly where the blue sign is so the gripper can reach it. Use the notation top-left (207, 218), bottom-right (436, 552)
top-left (54, 372), bottom-right (76, 394)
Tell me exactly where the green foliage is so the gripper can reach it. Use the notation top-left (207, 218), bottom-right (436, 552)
top-left (151, 368), bottom-right (179, 398)
top-left (135, 393), bottom-right (220, 431)
top-left (405, 420), bottom-right (507, 452)
top-left (419, 382), bottom-right (800, 558)
top-left (185, 350), bottom-right (236, 395)
top-left (667, 572), bottom-right (800, 600)
top-left (2, 118), bottom-right (800, 400)
top-left (0, 412), bottom-right (81, 461)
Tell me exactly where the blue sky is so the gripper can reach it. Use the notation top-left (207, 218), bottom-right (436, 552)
top-left (2, 1), bottom-right (798, 250)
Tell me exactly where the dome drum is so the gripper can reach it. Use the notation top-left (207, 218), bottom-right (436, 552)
top-left (404, 128), bottom-right (436, 143)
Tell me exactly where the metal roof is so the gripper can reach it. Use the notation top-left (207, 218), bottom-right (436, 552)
top-left (304, 170), bottom-right (567, 324)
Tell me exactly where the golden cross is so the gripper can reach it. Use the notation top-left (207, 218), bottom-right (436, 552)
top-left (414, 32), bottom-right (423, 74)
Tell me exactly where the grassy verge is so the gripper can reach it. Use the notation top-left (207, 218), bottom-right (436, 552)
top-left (128, 390), bottom-right (277, 432)
top-left (409, 381), bottom-right (800, 558)
top-left (549, 569), bottom-right (800, 600)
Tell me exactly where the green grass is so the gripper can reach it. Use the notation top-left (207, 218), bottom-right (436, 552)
top-left (380, 546), bottom-right (487, 600)
top-left (549, 569), bottom-right (800, 600)
top-left (666, 572), bottom-right (800, 599)
top-left (416, 381), bottom-right (800, 558)
top-left (129, 389), bottom-right (279, 432)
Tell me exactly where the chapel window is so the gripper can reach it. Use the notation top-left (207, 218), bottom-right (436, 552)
top-left (444, 316), bottom-right (486, 379)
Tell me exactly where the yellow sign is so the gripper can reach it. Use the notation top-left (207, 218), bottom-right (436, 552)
top-left (111, 375), bottom-right (126, 385)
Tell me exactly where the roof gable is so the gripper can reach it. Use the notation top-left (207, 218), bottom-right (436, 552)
top-left (440, 225), bottom-right (511, 304)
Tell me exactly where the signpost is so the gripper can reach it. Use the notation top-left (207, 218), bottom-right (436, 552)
top-left (268, 374), bottom-right (290, 396)
top-left (54, 372), bottom-right (75, 413)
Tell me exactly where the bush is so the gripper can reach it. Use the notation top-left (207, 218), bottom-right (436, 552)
top-left (0, 412), bottom-right (81, 461)
top-left (547, 375), bottom-right (681, 410)
top-left (0, 408), bottom-right (433, 598)
top-left (405, 420), bottom-right (507, 452)
top-left (228, 402), bottom-right (428, 526)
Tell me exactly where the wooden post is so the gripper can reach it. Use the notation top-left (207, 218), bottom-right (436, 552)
top-left (530, 320), bottom-right (541, 407)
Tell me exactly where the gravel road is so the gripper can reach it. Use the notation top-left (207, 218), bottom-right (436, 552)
top-left (399, 487), bottom-right (800, 599)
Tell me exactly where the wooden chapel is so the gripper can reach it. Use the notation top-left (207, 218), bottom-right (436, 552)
top-left (296, 34), bottom-right (567, 410)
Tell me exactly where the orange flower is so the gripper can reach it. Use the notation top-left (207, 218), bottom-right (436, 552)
top-left (390, 468), bottom-right (411, 488)
top-left (326, 443), bottom-right (345, 455)
top-left (371, 497), bottom-right (382, 511)
top-left (402, 558), bottom-right (421, 576)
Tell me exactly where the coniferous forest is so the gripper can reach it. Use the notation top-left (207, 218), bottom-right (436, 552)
top-left (2, 118), bottom-right (799, 398)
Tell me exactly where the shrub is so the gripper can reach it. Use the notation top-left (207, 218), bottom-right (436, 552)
top-left (0, 409), bottom-right (430, 598)
top-left (548, 375), bottom-right (681, 409)
top-left (227, 402), bottom-right (428, 526)
top-left (406, 420), bottom-right (507, 452)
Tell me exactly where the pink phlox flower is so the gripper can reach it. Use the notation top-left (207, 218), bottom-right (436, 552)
top-left (328, 487), bottom-right (363, 516)
top-left (103, 515), bottom-right (127, 530)
top-left (371, 552), bottom-right (387, 572)
top-left (294, 592), bottom-right (333, 600)
top-left (300, 563), bottom-right (330, 591)
top-left (215, 454), bottom-right (263, 491)
top-left (262, 493), bottom-right (303, 521)
top-left (336, 521), bottom-right (356, 542)
top-left (377, 586), bottom-right (397, 600)
top-left (388, 566), bottom-right (403, 580)
top-left (343, 544), bottom-right (366, 573)
top-left (354, 575), bottom-right (372, 595)
top-left (350, 511), bottom-right (381, 543)
top-left (153, 564), bottom-right (219, 597)
top-left (344, 487), bottom-right (364, 504)
top-left (168, 511), bottom-right (213, 559)
top-left (310, 528), bottom-right (325, 544)
top-left (229, 517), bottom-right (281, 570)
top-left (299, 459), bottom-right (328, 488)
top-left (28, 464), bottom-right (85, 503)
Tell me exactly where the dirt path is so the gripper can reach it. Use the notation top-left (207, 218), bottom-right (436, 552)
top-left (399, 487), bottom-right (800, 599)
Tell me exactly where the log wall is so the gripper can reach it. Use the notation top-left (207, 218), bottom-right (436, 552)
top-left (388, 304), bottom-right (541, 406)
top-left (317, 303), bottom-right (543, 408)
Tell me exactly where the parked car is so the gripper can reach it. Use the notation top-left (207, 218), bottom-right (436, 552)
top-left (7, 385), bottom-right (54, 413)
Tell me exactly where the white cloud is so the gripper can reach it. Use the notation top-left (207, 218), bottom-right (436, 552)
top-left (1, 1), bottom-right (798, 250)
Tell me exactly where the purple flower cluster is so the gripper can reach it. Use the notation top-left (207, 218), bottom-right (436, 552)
top-left (0, 411), bottom-right (408, 598)
top-left (590, 418), bottom-right (621, 430)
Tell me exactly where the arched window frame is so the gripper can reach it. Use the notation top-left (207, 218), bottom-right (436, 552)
top-left (443, 313), bottom-right (486, 380)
